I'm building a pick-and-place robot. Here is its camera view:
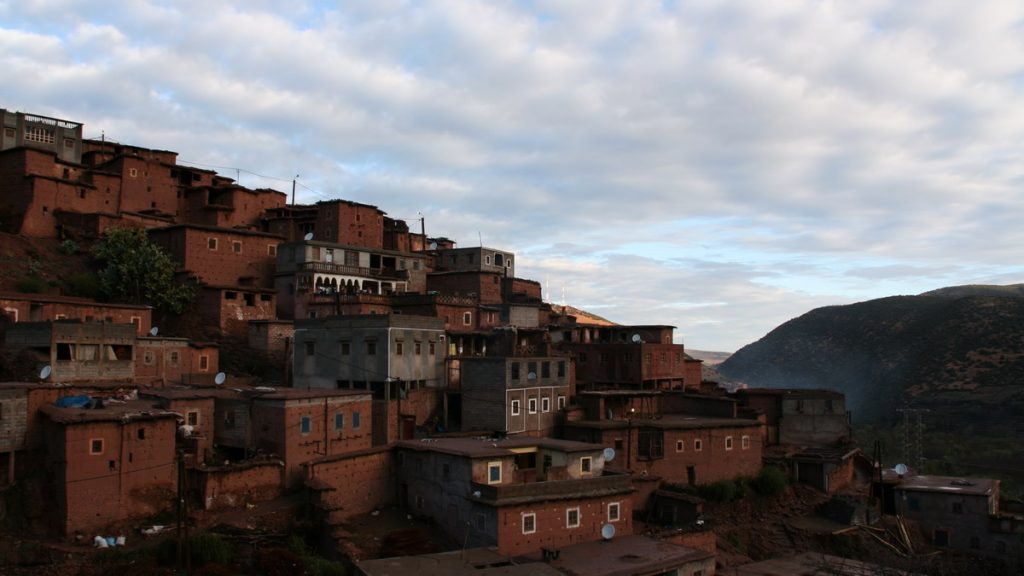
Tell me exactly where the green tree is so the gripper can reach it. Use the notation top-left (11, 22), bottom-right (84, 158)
top-left (92, 227), bottom-right (193, 314)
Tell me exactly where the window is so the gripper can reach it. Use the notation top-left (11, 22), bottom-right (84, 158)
top-left (542, 397), bottom-right (550, 412)
top-left (208, 237), bottom-right (217, 250)
top-left (395, 341), bottom-right (404, 356)
top-left (187, 411), bottom-right (199, 426)
top-left (638, 429), bottom-right (664, 460)
top-left (300, 416), bottom-right (312, 435)
top-left (742, 435), bottom-right (750, 449)
top-left (143, 351), bottom-right (155, 365)
top-left (581, 457), bottom-right (592, 474)
top-left (352, 411), bottom-right (361, 428)
top-left (268, 245), bottom-right (277, 256)
top-left (429, 341), bottom-right (436, 355)
top-left (224, 410), bottom-right (236, 429)
top-left (89, 438), bottom-right (104, 455)
top-left (335, 413), bottom-right (344, 431)
top-left (676, 440), bottom-right (685, 452)
top-left (522, 513), bottom-right (536, 534)
top-left (557, 396), bottom-right (566, 410)
top-left (137, 428), bottom-right (146, 440)
top-left (244, 293), bottom-right (255, 306)
top-left (488, 461), bottom-right (502, 484)
top-left (541, 361), bottom-right (550, 378)
top-left (725, 436), bottom-right (734, 451)
top-left (952, 502), bottom-right (963, 514)
top-left (415, 341), bottom-right (422, 355)
top-left (511, 400), bottom-right (520, 416)
top-left (340, 341), bottom-right (350, 356)
top-left (511, 362), bottom-right (520, 380)
top-left (566, 507), bottom-right (580, 528)
top-left (232, 241), bottom-right (242, 253)
top-left (608, 502), bottom-right (621, 522)
top-left (528, 398), bottom-right (537, 414)
top-left (694, 439), bottom-right (702, 452)
top-left (557, 361), bottom-right (566, 378)
top-left (168, 351), bottom-right (180, 367)
top-left (128, 167), bottom-right (138, 177)
top-left (305, 341), bottom-right (316, 356)
top-left (366, 341), bottom-right (377, 355)
top-left (485, 255), bottom-right (492, 265)
top-left (199, 355), bottom-right (209, 371)
top-left (463, 312), bottom-right (472, 325)
top-left (225, 291), bottom-right (237, 300)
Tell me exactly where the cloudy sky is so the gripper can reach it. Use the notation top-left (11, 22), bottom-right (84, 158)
top-left (4, 0), bottom-right (1024, 351)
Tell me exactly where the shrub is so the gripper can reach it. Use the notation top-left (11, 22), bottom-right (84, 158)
top-left (156, 532), bottom-right (234, 568)
top-left (65, 271), bottom-right (101, 298)
top-left (751, 466), bottom-right (789, 496)
top-left (16, 275), bottom-right (45, 294)
top-left (58, 239), bottom-right (79, 255)
top-left (697, 479), bottom-right (740, 502)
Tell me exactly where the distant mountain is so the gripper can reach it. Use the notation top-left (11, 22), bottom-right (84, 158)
top-left (686, 349), bottom-right (732, 366)
top-left (717, 285), bottom-right (1024, 432)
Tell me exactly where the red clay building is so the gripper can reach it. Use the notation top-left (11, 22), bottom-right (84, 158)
top-left (134, 336), bottom-right (219, 386)
top-left (394, 437), bottom-right (635, 557)
top-left (313, 199), bottom-right (385, 249)
top-left (0, 292), bottom-right (152, 336)
top-left (558, 325), bottom-right (695, 391)
top-left (41, 400), bottom-right (178, 536)
top-left (149, 224), bottom-right (284, 289)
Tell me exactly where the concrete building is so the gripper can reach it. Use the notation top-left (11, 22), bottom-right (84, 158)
top-left (433, 246), bottom-right (516, 278)
top-left (394, 437), bottom-right (635, 557)
top-left (134, 336), bottom-right (219, 386)
top-left (733, 388), bottom-right (851, 446)
top-left (1, 109), bottom-right (83, 164)
top-left (4, 321), bottom-right (136, 382)
top-left (460, 356), bottom-right (573, 437)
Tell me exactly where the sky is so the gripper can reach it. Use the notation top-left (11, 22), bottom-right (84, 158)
top-left (3, 0), bottom-right (1024, 352)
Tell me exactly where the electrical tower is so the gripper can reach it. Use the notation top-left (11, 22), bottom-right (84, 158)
top-left (897, 408), bottom-right (928, 471)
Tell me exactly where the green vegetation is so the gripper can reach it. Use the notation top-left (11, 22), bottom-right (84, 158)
top-left (156, 532), bottom-right (233, 569)
top-left (64, 270), bottom-right (101, 298)
top-left (15, 274), bottom-right (45, 293)
top-left (751, 465), bottom-right (789, 496)
top-left (92, 227), bottom-right (193, 314)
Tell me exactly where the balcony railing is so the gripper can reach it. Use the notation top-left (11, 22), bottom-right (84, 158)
top-left (297, 261), bottom-right (409, 280)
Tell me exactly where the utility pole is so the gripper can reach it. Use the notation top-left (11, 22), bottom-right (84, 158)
top-left (291, 174), bottom-right (299, 205)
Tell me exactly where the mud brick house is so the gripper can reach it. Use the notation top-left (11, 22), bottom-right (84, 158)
top-left (293, 314), bottom-right (446, 444)
top-left (274, 239), bottom-right (428, 320)
top-left (40, 400), bottom-right (178, 536)
top-left (181, 185), bottom-right (286, 230)
top-left (433, 246), bottom-right (516, 278)
top-left (894, 475), bottom-right (1022, 570)
top-left (394, 437), bottom-right (635, 557)
top-left (0, 293), bottom-right (152, 336)
top-left (557, 324), bottom-right (698, 391)
top-left (139, 388), bottom-right (217, 464)
top-left (460, 355), bottom-right (573, 437)
top-left (733, 388), bottom-right (851, 446)
top-left (134, 336), bottom-right (219, 386)
top-left (4, 321), bottom-right (136, 382)
top-left (149, 224), bottom-right (284, 289)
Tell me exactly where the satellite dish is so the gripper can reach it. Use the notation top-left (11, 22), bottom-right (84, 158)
top-left (214, 372), bottom-right (226, 385)
top-left (894, 463), bottom-right (908, 476)
top-left (601, 523), bottom-right (616, 540)
top-left (527, 372), bottom-right (537, 381)
top-left (39, 365), bottom-right (52, 380)
top-left (429, 241), bottom-right (438, 250)
top-left (149, 326), bottom-right (159, 336)
top-left (631, 334), bottom-right (642, 343)
top-left (603, 447), bottom-right (615, 462)
top-left (303, 232), bottom-right (314, 241)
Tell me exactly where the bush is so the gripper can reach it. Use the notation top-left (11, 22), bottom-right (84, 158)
top-left (751, 466), bottom-right (789, 496)
top-left (65, 271), bottom-right (101, 298)
top-left (697, 479), bottom-right (741, 502)
top-left (57, 239), bottom-right (79, 255)
top-left (16, 275), bottom-right (45, 294)
top-left (156, 532), bottom-right (234, 568)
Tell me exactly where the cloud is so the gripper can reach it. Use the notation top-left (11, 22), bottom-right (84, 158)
top-left (2, 0), bottom-right (1024, 350)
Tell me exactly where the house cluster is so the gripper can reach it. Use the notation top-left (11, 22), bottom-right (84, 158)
top-left (2, 109), bottom-right (1020, 574)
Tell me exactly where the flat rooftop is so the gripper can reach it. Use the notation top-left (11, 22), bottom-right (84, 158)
top-left (894, 475), bottom-right (999, 497)
top-left (357, 548), bottom-right (561, 576)
top-left (525, 534), bottom-right (712, 576)
top-left (566, 414), bottom-right (761, 431)
top-left (396, 436), bottom-right (604, 459)
top-left (41, 399), bottom-right (177, 424)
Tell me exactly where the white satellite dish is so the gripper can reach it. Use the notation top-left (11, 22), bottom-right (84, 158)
top-left (631, 334), bottom-right (642, 344)
top-left (601, 523), bottom-right (616, 540)
top-left (429, 241), bottom-right (438, 250)
top-left (303, 232), bottom-right (314, 241)
top-left (214, 372), bottom-right (227, 385)
top-left (39, 365), bottom-right (52, 380)
top-left (603, 447), bottom-right (615, 462)
top-left (149, 326), bottom-right (159, 336)
top-left (527, 372), bottom-right (537, 381)
top-left (894, 463), bottom-right (908, 476)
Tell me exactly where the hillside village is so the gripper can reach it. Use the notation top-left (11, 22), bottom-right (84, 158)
top-left (1, 108), bottom-right (1022, 575)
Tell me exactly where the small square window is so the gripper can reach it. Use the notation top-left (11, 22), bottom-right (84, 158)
top-left (725, 436), bottom-right (734, 451)
top-left (463, 312), bottom-right (472, 325)
top-left (522, 513), bottom-right (536, 534)
top-left (541, 397), bottom-right (550, 412)
top-left (581, 457), bottom-right (592, 473)
top-left (89, 438), bottom-right (104, 455)
top-left (511, 362), bottom-right (520, 380)
top-left (137, 428), bottom-right (146, 440)
top-left (511, 400), bottom-right (520, 416)
top-left (608, 502), bottom-right (621, 522)
top-left (199, 355), bottom-right (209, 371)
top-left (528, 398), bottom-right (537, 414)
top-left (429, 341), bottom-right (436, 355)
top-left (676, 440), bottom-right (685, 452)
top-left (305, 341), bottom-right (316, 356)
top-left (340, 341), bottom-right (350, 355)
top-left (694, 439), bottom-right (702, 452)
top-left (366, 341), bottom-right (377, 355)
top-left (207, 238), bottom-right (217, 250)
top-left (557, 395), bottom-right (566, 409)
top-left (566, 507), bottom-right (580, 528)
top-left (742, 435), bottom-right (750, 449)
top-left (541, 361), bottom-right (550, 378)
top-left (187, 411), bottom-right (199, 426)
top-left (415, 341), bottom-right (422, 355)
top-left (268, 244), bottom-right (277, 256)
top-left (335, 413), bottom-right (344, 430)
top-left (558, 361), bottom-right (566, 378)
top-left (232, 241), bottom-right (242, 253)
top-left (168, 351), bottom-right (180, 366)
top-left (488, 461), bottom-right (502, 484)
top-left (300, 416), bottom-right (312, 435)
top-left (395, 341), bottom-right (404, 355)
top-left (352, 411), bottom-right (361, 428)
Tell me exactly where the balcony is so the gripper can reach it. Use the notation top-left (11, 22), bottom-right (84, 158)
top-left (469, 471), bottom-right (633, 506)
top-left (297, 261), bottom-right (409, 281)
